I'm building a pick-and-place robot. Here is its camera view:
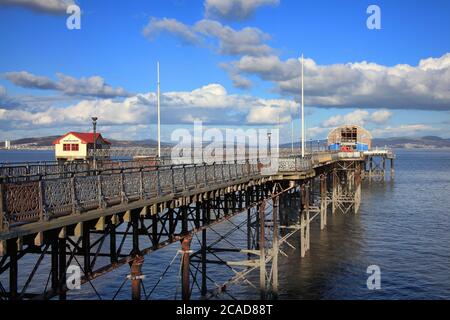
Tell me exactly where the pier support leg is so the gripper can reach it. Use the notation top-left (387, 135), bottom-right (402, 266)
top-left (51, 234), bottom-right (59, 294)
top-left (332, 169), bottom-right (338, 214)
top-left (58, 236), bottom-right (67, 300)
top-left (8, 238), bottom-right (18, 300)
top-left (201, 203), bottom-right (207, 296)
top-left (130, 255), bottom-right (144, 300)
top-left (320, 175), bottom-right (327, 230)
top-left (355, 163), bottom-right (362, 214)
top-left (258, 202), bottom-right (266, 300)
top-left (247, 208), bottom-right (252, 250)
top-left (390, 158), bottom-right (395, 179)
top-left (82, 223), bottom-right (91, 277)
top-left (181, 236), bottom-right (192, 301)
top-left (110, 219), bottom-right (117, 264)
top-left (272, 196), bottom-right (279, 299)
top-left (300, 183), bottom-right (310, 257)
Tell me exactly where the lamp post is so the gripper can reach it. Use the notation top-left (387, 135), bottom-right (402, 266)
top-left (267, 132), bottom-right (272, 158)
top-left (92, 117), bottom-right (98, 169)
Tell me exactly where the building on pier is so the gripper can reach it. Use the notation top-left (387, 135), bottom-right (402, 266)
top-left (327, 125), bottom-right (372, 151)
top-left (53, 132), bottom-right (111, 162)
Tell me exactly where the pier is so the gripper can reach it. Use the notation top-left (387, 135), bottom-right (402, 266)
top-left (0, 148), bottom-right (394, 300)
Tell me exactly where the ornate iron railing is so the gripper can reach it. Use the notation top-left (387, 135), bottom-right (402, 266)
top-left (0, 162), bottom-right (260, 230)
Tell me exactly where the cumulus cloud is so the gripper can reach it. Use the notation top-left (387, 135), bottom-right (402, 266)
top-left (0, 83), bottom-right (299, 130)
top-left (0, 0), bottom-right (75, 15)
top-left (4, 71), bottom-right (131, 98)
top-left (204, 0), bottom-right (279, 21)
top-left (227, 53), bottom-right (450, 110)
top-left (371, 109), bottom-right (392, 124)
top-left (142, 17), bottom-right (201, 45)
top-left (247, 105), bottom-right (291, 124)
top-left (321, 109), bottom-right (392, 128)
top-left (143, 18), bottom-right (272, 57)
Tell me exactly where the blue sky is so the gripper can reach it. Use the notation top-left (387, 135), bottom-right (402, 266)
top-left (0, 0), bottom-right (449, 142)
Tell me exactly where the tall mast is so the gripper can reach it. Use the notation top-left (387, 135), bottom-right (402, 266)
top-left (291, 118), bottom-right (294, 153)
top-left (157, 61), bottom-right (161, 158)
top-left (301, 54), bottom-right (305, 158)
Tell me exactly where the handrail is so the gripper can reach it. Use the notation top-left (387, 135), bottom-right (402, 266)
top-left (0, 162), bottom-right (261, 231)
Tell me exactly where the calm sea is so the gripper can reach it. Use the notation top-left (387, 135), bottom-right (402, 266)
top-left (1, 149), bottom-right (449, 300)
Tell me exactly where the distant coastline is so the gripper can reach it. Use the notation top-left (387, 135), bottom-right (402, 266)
top-left (1, 135), bottom-right (450, 151)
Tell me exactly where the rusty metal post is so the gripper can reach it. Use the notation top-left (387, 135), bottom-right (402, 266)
top-left (258, 201), bottom-right (266, 300)
top-left (130, 255), bottom-right (144, 300)
top-left (181, 236), bottom-right (192, 301)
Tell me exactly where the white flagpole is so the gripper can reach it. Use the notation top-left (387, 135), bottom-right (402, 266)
top-left (157, 61), bottom-right (161, 158)
top-left (291, 118), bottom-right (294, 153)
top-left (301, 54), bottom-right (305, 158)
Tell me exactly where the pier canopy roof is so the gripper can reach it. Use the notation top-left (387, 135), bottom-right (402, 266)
top-left (327, 125), bottom-right (372, 150)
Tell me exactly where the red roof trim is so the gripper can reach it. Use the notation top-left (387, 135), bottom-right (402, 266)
top-left (53, 132), bottom-right (111, 145)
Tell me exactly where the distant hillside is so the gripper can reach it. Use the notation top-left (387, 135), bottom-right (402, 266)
top-left (9, 136), bottom-right (172, 148)
top-left (7, 135), bottom-right (450, 149)
top-left (372, 136), bottom-right (450, 149)
top-left (282, 136), bottom-right (450, 149)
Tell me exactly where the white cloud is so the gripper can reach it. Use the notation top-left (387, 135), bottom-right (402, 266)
top-left (0, 0), bottom-right (74, 14)
top-left (4, 71), bottom-right (131, 98)
top-left (228, 53), bottom-right (450, 110)
top-left (143, 18), bottom-right (272, 57)
top-left (0, 83), bottom-right (299, 129)
top-left (247, 105), bottom-right (291, 124)
top-left (321, 109), bottom-right (392, 128)
top-left (142, 17), bottom-right (201, 45)
top-left (371, 109), bottom-right (392, 124)
top-left (204, 0), bottom-right (279, 21)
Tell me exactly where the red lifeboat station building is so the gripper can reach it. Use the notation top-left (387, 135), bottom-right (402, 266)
top-left (53, 132), bottom-right (111, 162)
